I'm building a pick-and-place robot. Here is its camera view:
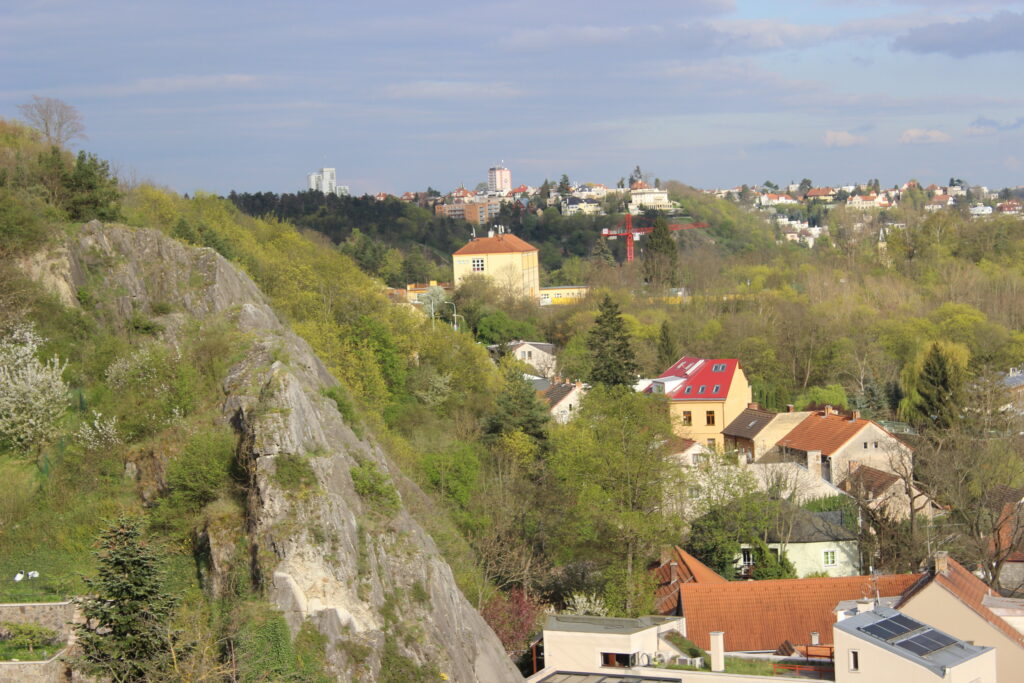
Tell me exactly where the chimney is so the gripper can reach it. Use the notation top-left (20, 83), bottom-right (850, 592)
top-left (810, 632), bottom-right (820, 646)
top-left (710, 632), bottom-right (725, 672)
top-left (807, 450), bottom-right (822, 479)
top-left (856, 599), bottom-right (873, 614)
top-left (786, 404), bottom-right (795, 413)
top-left (850, 409), bottom-right (860, 420)
top-left (824, 405), bottom-right (833, 417)
top-left (748, 402), bottom-right (760, 410)
top-left (487, 229), bottom-right (495, 238)
top-left (934, 551), bottom-right (949, 575)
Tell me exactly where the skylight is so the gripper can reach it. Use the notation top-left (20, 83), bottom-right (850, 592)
top-left (712, 363), bottom-right (727, 372)
top-left (697, 385), bottom-right (706, 394)
top-left (713, 384), bottom-right (720, 393)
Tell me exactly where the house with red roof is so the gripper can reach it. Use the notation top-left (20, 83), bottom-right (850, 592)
top-left (666, 572), bottom-right (919, 652)
top-left (647, 357), bottom-right (752, 451)
top-left (775, 406), bottom-right (913, 487)
top-left (897, 552), bottom-right (1024, 682)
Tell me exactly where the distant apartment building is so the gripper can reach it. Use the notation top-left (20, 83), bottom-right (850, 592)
top-left (435, 198), bottom-right (503, 225)
top-left (488, 165), bottom-right (512, 193)
top-left (627, 182), bottom-right (673, 213)
top-left (307, 167), bottom-right (350, 197)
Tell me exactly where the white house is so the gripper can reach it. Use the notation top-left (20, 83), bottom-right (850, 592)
top-left (535, 614), bottom-right (687, 675)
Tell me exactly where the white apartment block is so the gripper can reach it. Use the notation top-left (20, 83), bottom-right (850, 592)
top-left (307, 167), bottom-right (350, 197)
top-left (488, 165), bottom-right (512, 193)
top-left (628, 187), bottom-right (673, 214)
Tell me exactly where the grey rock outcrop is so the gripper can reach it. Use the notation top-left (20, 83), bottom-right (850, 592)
top-left (36, 222), bottom-right (522, 682)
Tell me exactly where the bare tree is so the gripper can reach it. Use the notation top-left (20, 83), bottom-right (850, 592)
top-left (17, 95), bottom-right (86, 147)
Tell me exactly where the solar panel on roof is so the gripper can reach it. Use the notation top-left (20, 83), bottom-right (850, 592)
top-left (889, 614), bottom-right (925, 632)
top-left (860, 615), bottom-right (925, 641)
top-left (897, 630), bottom-right (959, 657)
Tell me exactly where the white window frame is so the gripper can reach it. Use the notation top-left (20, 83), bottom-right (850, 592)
top-left (471, 257), bottom-right (485, 272)
top-left (823, 549), bottom-right (837, 567)
top-left (849, 649), bottom-right (859, 672)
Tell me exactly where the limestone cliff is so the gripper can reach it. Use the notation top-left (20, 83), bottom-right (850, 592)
top-left (29, 221), bottom-right (522, 682)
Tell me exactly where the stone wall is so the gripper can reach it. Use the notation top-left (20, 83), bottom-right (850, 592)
top-left (0, 601), bottom-right (76, 638)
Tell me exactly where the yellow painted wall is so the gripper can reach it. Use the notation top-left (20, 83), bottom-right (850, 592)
top-left (453, 250), bottom-right (539, 298)
top-left (833, 624), bottom-right (995, 683)
top-left (669, 367), bottom-right (752, 451)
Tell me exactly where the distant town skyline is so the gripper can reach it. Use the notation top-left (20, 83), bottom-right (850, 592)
top-left (2, 0), bottom-right (1022, 195)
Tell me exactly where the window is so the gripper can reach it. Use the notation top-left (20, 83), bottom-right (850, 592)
top-left (682, 411), bottom-right (692, 426)
top-left (705, 410), bottom-right (715, 426)
top-left (471, 257), bottom-right (485, 272)
top-left (712, 384), bottom-right (720, 393)
top-left (684, 386), bottom-right (693, 395)
top-left (873, 441), bottom-right (878, 449)
top-left (697, 385), bottom-right (707, 394)
top-left (601, 652), bottom-right (632, 668)
top-left (849, 650), bottom-right (859, 672)
top-left (823, 550), bottom-right (837, 567)
top-left (712, 363), bottom-right (726, 372)
top-left (526, 350), bottom-right (533, 360)
top-left (741, 548), bottom-right (753, 566)
top-left (863, 442), bottom-right (868, 449)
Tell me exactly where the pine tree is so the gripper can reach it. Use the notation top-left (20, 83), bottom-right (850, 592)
top-left (486, 360), bottom-right (551, 441)
top-left (656, 320), bottom-right (678, 372)
top-left (587, 295), bottom-right (638, 387)
top-left (643, 215), bottom-right (679, 288)
top-left (590, 238), bottom-right (615, 266)
top-left (914, 343), bottom-right (965, 430)
top-left (73, 516), bottom-right (178, 682)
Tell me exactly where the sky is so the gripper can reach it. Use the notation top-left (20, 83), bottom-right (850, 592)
top-left (2, 0), bottom-right (1023, 195)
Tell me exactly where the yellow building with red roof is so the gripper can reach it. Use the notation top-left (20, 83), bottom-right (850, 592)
top-left (452, 231), bottom-right (540, 299)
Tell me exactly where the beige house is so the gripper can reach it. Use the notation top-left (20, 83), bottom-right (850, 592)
top-left (898, 553), bottom-right (1024, 683)
top-left (833, 605), bottom-right (996, 682)
top-left (838, 463), bottom-right (941, 523)
top-left (452, 231), bottom-right (540, 299)
top-left (738, 505), bottom-right (859, 579)
top-left (647, 357), bottom-right (752, 452)
top-left (536, 614), bottom-right (686, 673)
top-left (723, 405), bottom-right (811, 463)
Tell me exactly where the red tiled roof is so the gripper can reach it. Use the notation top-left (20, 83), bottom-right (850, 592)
top-left (453, 233), bottom-right (538, 255)
top-left (680, 574), bottom-right (919, 652)
top-left (653, 547), bottom-right (727, 614)
top-left (654, 357), bottom-right (739, 401)
top-left (897, 556), bottom-right (1024, 649)
top-left (838, 464), bottom-right (899, 498)
top-left (775, 410), bottom-right (870, 457)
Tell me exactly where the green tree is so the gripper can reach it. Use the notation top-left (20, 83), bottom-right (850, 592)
top-left (749, 538), bottom-right (796, 579)
top-left (656, 320), bottom-right (678, 372)
top-left (73, 516), bottom-right (178, 682)
top-left (590, 237), bottom-right (615, 267)
top-left (900, 341), bottom-right (968, 430)
top-left (587, 295), bottom-right (638, 387)
top-left (643, 215), bottom-right (679, 287)
top-left (64, 150), bottom-right (121, 221)
top-left (549, 385), bottom-right (678, 613)
top-left (486, 359), bottom-right (551, 441)
top-left (558, 174), bottom-right (571, 194)
top-left (795, 384), bottom-right (849, 410)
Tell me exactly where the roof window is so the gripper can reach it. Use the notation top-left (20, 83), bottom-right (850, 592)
top-left (713, 384), bottom-right (721, 393)
top-left (697, 385), bottom-right (706, 394)
top-left (684, 386), bottom-right (693, 395)
top-left (712, 363), bottom-right (727, 372)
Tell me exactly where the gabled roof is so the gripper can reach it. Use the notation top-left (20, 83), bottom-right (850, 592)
top-left (766, 505), bottom-right (856, 544)
top-left (838, 464), bottom-right (900, 499)
top-left (453, 233), bottom-right (538, 256)
top-left (723, 406), bottom-right (776, 440)
top-left (651, 356), bottom-right (740, 401)
top-left (897, 556), bottom-right (1024, 650)
top-left (679, 573), bottom-right (919, 651)
top-left (775, 410), bottom-right (872, 457)
top-left (653, 546), bottom-right (727, 614)
top-left (541, 382), bottom-right (579, 409)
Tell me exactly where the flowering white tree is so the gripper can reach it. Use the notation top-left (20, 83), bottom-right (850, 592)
top-left (0, 324), bottom-right (68, 457)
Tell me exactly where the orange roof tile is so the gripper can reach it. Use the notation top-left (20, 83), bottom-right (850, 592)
top-left (897, 556), bottom-right (1024, 650)
top-left (838, 464), bottom-right (900, 498)
top-left (776, 410), bottom-right (871, 457)
top-left (679, 573), bottom-right (919, 652)
top-left (452, 233), bottom-right (538, 256)
top-left (653, 547), bottom-right (727, 614)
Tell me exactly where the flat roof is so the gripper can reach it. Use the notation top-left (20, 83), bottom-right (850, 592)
top-left (835, 606), bottom-right (992, 677)
top-left (535, 673), bottom-right (681, 683)
top-left (544, 614), bottom-right (678, 635)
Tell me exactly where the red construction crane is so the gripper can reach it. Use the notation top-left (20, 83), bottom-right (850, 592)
top-left (601, 214), bottom-right (709, 262)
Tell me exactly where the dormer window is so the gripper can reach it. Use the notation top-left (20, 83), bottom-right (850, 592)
top-left (697, 385), bottom-right (706, 394)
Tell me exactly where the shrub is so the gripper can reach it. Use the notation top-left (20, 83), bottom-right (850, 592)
top-left (0, 323), bottom-right (68, 455)
top-left (273, 453), bottom-right (317, 492)
top-left (349, 457), bottom-right (400, 515)
top-left (0, 622), bottom-right (61, 653)
top-left (166, 426), bottom-right (237, 509)
top-left (322, 385), bottom-right (362, 439)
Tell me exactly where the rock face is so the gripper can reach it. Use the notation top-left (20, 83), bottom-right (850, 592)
top-left (40, 222), bottom-right (523, 682)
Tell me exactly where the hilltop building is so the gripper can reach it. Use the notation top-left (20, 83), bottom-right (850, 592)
top-left (307, 167), bottom-right (349, 197)
top-left (452, 230), bottom-right (540, 299)
top-left (488, 165), bottom-right (512, 193)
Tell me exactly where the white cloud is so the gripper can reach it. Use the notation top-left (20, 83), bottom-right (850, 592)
top-left (824, 130), bottom-right (867, 147)
top-left (899, 128), bottom-right (952, 144)
top-left (380, 80), bottom-right (525, 100)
